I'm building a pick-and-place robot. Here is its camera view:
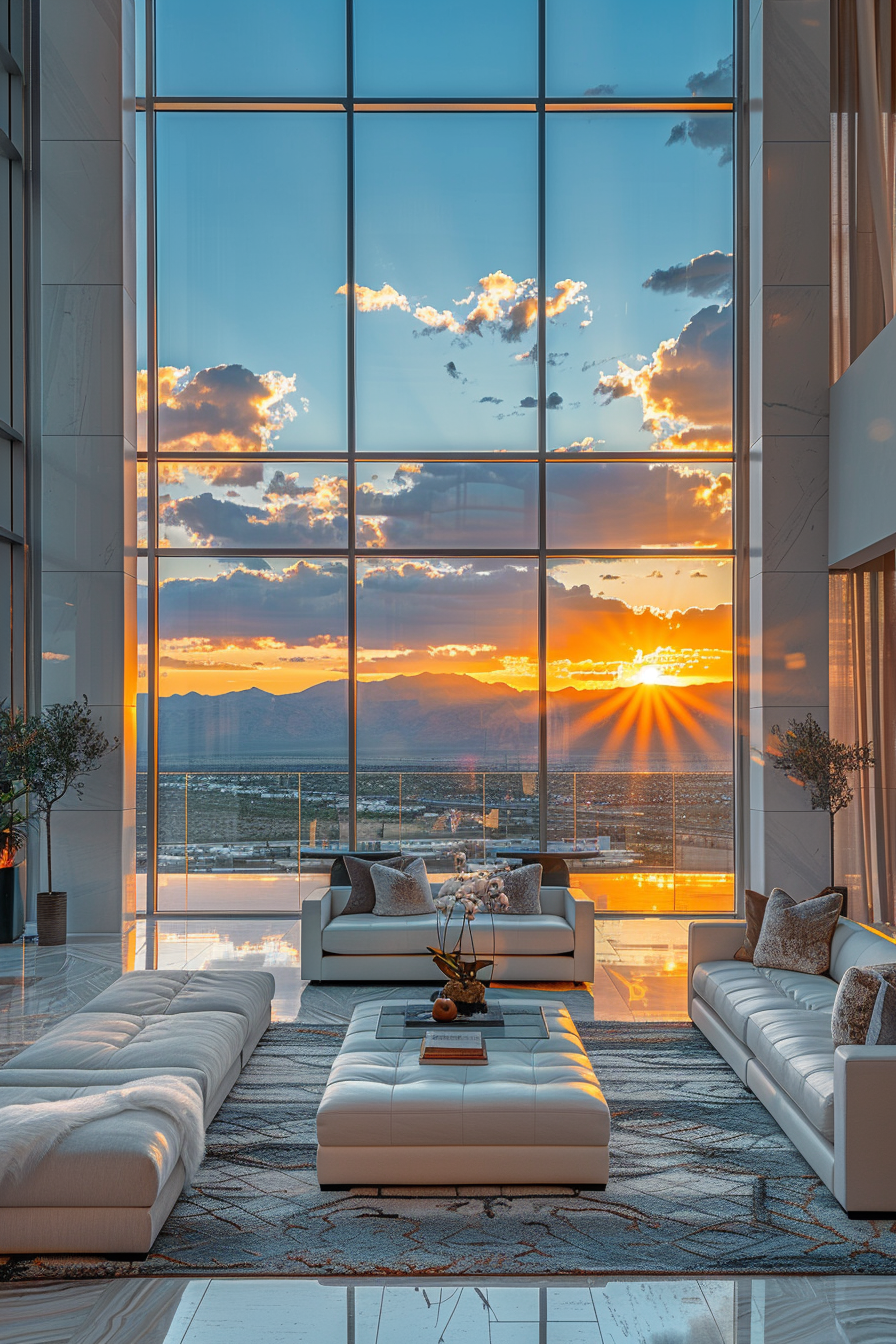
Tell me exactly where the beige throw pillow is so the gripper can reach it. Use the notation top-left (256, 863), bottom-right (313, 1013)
top-left (371, 857), bottom-right (436, 917)
top-left (752, 888), bottom-right (843, 975)
top-left (832, 963), bottom-right (896, 1044)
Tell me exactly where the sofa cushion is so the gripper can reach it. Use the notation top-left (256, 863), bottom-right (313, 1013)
top-left (753, 889), bottom-right (842, 975)
top-left (0, 1084), bottom-right (186, 1208)
top-left (371, 858), bottom-right (435, 917)
top-left (829, 918), bottom-right (896, 982)
top-left (3, 1012), bottom-right (244, 1104)
top-left (321, 912), bottom-right (575, 957)
top-left (75, 969), bottom-right (274, 1043)
top-left (758, 967), bottom-right (839, 1013)
top-left (745, 1009), bottom-right (836, 1140)
top-left (691, 961), bottom-right (798, 1044)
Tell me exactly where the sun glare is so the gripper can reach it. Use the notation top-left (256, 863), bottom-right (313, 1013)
top-left (637, 664), bottom-right (663, 685)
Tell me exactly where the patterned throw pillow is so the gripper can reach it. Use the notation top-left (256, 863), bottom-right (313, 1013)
top-left (371, 857), bottom-right (436, 917)
top-left (832, 963), bottom-right (896, 1044)
top-left (502, 863), bottom-right (543, 915)
top-left (752, 888), bottom-right (843, 975)
top-left (343, 854), bottom-right (412, 915)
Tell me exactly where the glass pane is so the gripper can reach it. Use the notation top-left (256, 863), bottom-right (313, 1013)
top-left (155, 0), bottom-right (345, 97)
top-left (155, 113), bottom-right (346, 455)
top-left (158, 556), bottom-right (348, 765)
top-left (546, 461), bottom-right (732, 549)
top-left (135, 0), bottom-right (145, 98)
top-left (356, 461), bottom-right (538, 549)
top-left (158, 461), bottom-right (348, 548)
top-left (354, 0), bottom-right (537, 97)
top-left (136, 110), bottom-right (147, 452)
top-left (353, 114), bottom-right (538, 453)
top-left (546, 113), bottom-right (733, 455)
top-left (547, 557), bottom-right (733, 894)
top-left (137, 556), bottom-right (148, 913)
top-left (137, 463), bottom-right (148, 547)
top-left (356, 557), bottom-right (538, 763)
top-left (547, 0), bottom-right (734, 99)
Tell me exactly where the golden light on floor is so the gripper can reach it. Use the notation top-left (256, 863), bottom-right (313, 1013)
top-left (574, 870), bottom-right (735, 913)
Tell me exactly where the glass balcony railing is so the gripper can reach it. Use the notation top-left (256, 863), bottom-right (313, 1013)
top-left (136, 770), bottom-right (734, 914)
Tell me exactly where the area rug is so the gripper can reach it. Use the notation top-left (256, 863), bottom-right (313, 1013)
top-left (4, 1020), bottom-right (896, 1282)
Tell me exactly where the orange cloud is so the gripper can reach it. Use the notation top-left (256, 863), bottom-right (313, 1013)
top-left (342, 270), bottom-right (589, 342)
top-left (596, 303), bottom-right (732, 452)
top-left (336, 282), bottom-right (411, 313)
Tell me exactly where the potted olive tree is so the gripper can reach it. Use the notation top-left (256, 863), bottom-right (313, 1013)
top-left (2, 698), bottom-right (118, 945)
top-left (769, 714), bottom-right (874, 910)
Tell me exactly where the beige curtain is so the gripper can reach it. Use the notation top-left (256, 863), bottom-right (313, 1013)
top-left (832, 0), bottom-right (896, 380)
top-left (830, 556), bottom-right (896, 923)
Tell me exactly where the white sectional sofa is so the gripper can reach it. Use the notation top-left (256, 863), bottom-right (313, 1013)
top-left (689, 916), bottom-right (896, 1217)
top-left (0, 968), bottom-right (275, 1255)
top-left (301, 883), bottom-right (595, 982)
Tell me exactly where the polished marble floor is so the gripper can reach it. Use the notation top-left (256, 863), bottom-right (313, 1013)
top-left (3, 1276), bottom-right (896, 1344)
top-left (6, 922), bottom-right (896, 1341)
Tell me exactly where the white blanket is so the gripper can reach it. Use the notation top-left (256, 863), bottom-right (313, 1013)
top-left (0, 1074), bottom-right (206, 1190)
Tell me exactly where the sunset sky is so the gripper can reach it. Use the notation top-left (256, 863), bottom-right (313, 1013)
top-left (139, 11), bottom-right (735, 771)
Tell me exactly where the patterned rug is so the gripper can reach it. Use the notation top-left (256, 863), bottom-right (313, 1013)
top-left (4, 1020), bottom-right (896, 1281)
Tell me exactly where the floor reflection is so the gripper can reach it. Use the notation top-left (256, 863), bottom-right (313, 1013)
top-left (2, 1276), bottom-right (895, 1344)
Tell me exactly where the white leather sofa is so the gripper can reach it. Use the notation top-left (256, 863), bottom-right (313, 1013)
top-left (689, 916), bottom-right (896, 1217)
top-left (0, 968), bottom-right (275, 1255)
top-left (301, 883), bottom-right (595, 982)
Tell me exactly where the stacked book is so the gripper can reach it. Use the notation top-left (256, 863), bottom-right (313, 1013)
top-left (419, 1029), bottom-right (488, 1066)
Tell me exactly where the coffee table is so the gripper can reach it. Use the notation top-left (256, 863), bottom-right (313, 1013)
top-left (316, 998), bottom-right (610, 1190)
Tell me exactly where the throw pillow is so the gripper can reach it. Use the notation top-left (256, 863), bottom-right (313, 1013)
top-left (752, 888), bottom-right (843, 975)
top-left (867, 978), bottom-right (896, 1046)
top-left (371, 857), bottom-right (436, 917)
top-left (502, 863), bottom-right (543, 914)
top-left (343, 854), bottom-right (413, 914)
top-left (832, 963), bottom-right (896, 1044)
top-left (733, 889), bottom-right (769, 962)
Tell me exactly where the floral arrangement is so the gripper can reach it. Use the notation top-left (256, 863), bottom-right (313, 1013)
top-left (426, 852), bottom-right (512, 1009)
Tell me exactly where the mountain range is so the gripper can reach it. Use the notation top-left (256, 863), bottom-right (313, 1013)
top-left (142, 673), bottom-right (733, 770)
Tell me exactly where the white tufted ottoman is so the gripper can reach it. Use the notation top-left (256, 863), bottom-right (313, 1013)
top-left (316, 1000), bottom-right (610, 1189)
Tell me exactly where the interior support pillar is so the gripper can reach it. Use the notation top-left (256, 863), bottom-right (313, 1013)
top-left (37, 0), bottom-right (137, 934)
top-left (747, 0), bottom-right (832, 897)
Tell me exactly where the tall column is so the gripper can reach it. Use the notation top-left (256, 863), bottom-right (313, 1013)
top-left (38, 0), bottom-right (136, 934)
top-left (748, 0), bottom-right (832, 895)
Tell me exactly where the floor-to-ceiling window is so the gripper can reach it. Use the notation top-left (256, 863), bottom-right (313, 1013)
top-left (137, 0), bottom-right (737, 916)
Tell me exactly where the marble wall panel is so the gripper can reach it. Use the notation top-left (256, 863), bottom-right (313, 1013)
top-left (749, 703), bottom-right (829, 813)
top-left (756, 286), bottom-right (830, 437)
top-left (749, 436), bottom-right (828, 574)
top-left (42, 284), bottom-right (126, 436)
top-left (758, 141), bottom-right (830, 287)
top-left (41, 435), bottom-right (135, 575)
top-left (40, 570), bottom-right (136, 705)
top-left (758, 805), bottom-right (832, 897)
top-left (749, 570), bottom-right (830, 709)
top-left (53, 806), bottom-right (137, 935)
top-left (40, 0), bottom-right (124, 142)
top-left (762, 0), bottom-right (830, 142)
top-left (41, 140), bottom-right (123, 286)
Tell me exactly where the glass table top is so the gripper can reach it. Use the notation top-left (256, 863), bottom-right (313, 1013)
top-left (375, 1000), bottom-right (549, 1040)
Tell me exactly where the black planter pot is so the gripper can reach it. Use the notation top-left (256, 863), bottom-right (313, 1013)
top-left (0, 866), bottom-right (25, 944)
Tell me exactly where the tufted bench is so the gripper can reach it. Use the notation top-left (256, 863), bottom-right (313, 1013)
top-left (316, 1000), bottom-right (610, 1189)
top-left (0, 969), bottom-right (276, 1253)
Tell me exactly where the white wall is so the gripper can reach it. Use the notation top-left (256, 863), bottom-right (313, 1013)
top-left (829, 316), bottom-right (896, 568)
